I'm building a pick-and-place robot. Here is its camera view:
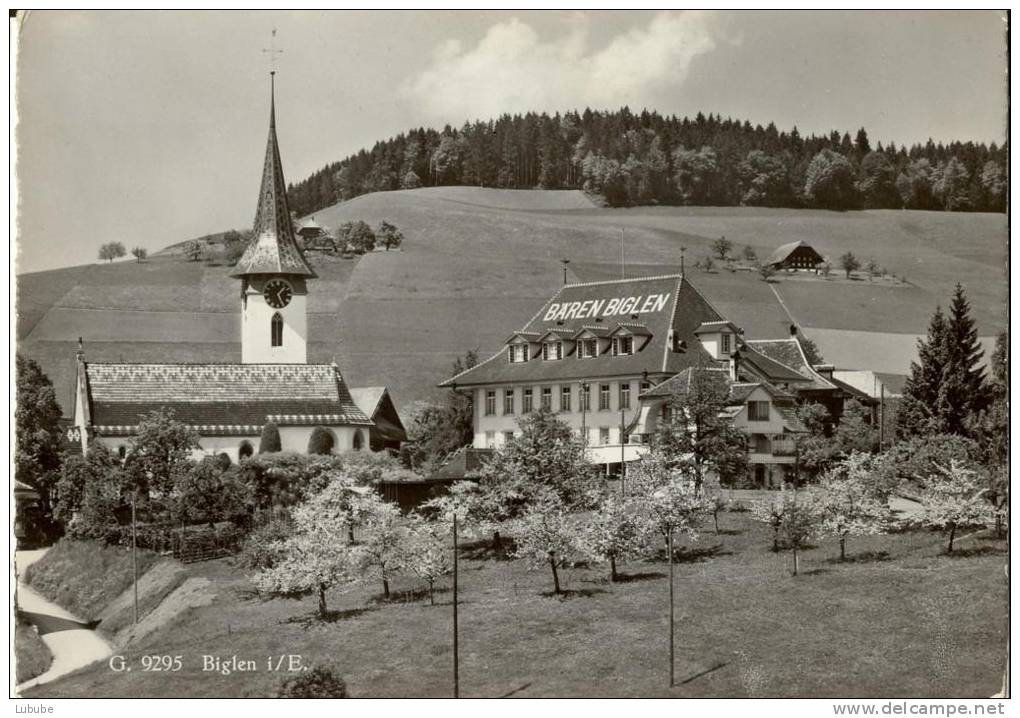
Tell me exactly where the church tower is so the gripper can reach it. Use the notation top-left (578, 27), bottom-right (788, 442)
top-left (232, 72), bottom-right (316, 364)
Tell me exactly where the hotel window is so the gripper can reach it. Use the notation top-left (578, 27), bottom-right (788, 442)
top-left (619, 382), bottom-right (631, 409)
top-left (599, 384), bottom-right (611, 410)
top-left (541, 386), bottom-right (552, 410)
top-left (271, 312), bottom-right (284, 347)
top-left (560, 385), bottom-right (572, 412)
top-left (721, 333), bottom-right (731, 354)
top-left (613, 336), bottom-right (634, 356)
top-left (485, 430), bottom-right (496, 448)
top-left (662, 405), bottom-right (674, 424)
top-left (509, 344), bottom-right (530, 363)
top-left (640, 380), bottom-right (651, 393)
top-left (747, 401), bottom-right (770, 421)
top-left (579, 338), bottom-right (598, 358)
top-left (523, 388), bottom-right (534, 413)
top-left (543, 342), bottom-right (563, 360)
top-left (599, 427), bottom-right (611, 445)
top-left (504, 431), bottom-right (515, 445)
top-left (503, 388), bottom-right (515, 415)
top-left (752, 434), bottom-right (771, 453)
top-left (581, 384), bottom-right (591, 411)
top-left (485, 390), bottom-right (496, 416)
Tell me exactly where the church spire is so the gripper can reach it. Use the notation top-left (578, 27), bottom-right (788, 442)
top-left (231, 72), bottom-right (316, 279)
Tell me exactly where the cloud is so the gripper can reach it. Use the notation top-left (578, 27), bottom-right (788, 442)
top-left (402, 11), bottom-right (720, 123)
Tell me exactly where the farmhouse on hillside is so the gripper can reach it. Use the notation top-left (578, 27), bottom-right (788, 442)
top-left (763, 240), bottom-right (825, 270)
top-left (441, 272), bottom-right (872, 486)
top-left (296, 216), bottom-right (335, 252)
top-left (69, 74), bottom-right (395, 462)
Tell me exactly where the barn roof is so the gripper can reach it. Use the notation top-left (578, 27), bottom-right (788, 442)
top-left (763, 240), bottom-right (824, 267)
top-left (231, 76), bottom-right (316, 279)
top-left (440, 274), bottom-right (724, 386)
top-left (82, 362), bottom-right (372, 435)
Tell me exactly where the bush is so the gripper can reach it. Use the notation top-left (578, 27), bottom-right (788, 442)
top-left (276, 666), bottom-right (348, 698)
top-left (879, 434), bottom-right (982, 493)
top-left (307, 426), bottom-right (335, 455)
top-left (15, 616), bottom-right (52, 683)
top-left (259, 422), bottom-right (282, 453)
top-left (238, 452), bottom-right (346, 510)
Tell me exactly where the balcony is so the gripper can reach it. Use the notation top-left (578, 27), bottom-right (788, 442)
top-left (772, 440), bottom-right (797, 456)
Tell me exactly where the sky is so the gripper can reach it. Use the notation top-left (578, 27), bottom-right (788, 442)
top-left (13, 10), bottom-right (1008, 273)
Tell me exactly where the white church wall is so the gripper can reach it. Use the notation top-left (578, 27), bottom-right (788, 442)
top-left (94, 426), bottom-right (369, 464)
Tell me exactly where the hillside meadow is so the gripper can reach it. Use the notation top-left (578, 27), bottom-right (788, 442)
top-left (16, 188), bottom-right (1006, 418)
top-left (23, 508), bottom-right (1008, 699)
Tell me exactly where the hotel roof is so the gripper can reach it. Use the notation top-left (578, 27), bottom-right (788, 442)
top-left (440, 274), bottom-right (725, 387)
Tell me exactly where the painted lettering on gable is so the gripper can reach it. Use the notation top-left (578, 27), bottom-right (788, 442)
top-left (541, 293), bottom-right (671, 323)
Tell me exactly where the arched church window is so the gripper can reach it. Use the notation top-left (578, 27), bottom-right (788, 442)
top-left (239, 441), bottom-right (254, 459)
top-left (271, 312), bottom-right (283, 347)
top-left (353, 429), bottom-right (364, 451)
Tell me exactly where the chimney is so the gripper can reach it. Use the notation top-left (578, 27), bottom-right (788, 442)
top-left (814, 363), bottom-right (834, 380)
top-left (789, 324), bottom-right (798, 337)
top-left (729, 348), bottom-right (740, 382)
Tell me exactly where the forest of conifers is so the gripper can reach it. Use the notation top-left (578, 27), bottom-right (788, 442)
top-left (286, 109), bottom-right (1007, 217)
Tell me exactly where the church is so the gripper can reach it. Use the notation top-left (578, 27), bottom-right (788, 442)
top-left (70, 73), bottom-right (379, 462)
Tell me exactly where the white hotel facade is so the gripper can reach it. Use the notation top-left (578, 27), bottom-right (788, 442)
top-left (442, 272), bottom-right (870, 485)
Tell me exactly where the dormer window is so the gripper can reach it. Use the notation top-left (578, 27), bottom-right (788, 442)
top-left (542, 342), bottom-right (563, 361)
top-left (578, 338), bottom-right (598, 358)
top-left (612, 336), bottom-right (634, 356)
top-left (694, 320), bottom-right (742, 360)
top-left (509, 344), bottom-right (531, 363)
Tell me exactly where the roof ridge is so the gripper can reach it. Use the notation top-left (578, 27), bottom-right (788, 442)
top-left (563, 273), bottom-right (684, 289)
top-left (439, 348), bottom-right (505, 387)
top-left (661, 277), bottom-right (684, 372)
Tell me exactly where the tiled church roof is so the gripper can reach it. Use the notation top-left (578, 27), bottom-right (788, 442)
top-left (231, 75), bottom-right (316, 279)
top-left (84, 363), bottom-right (372, 434)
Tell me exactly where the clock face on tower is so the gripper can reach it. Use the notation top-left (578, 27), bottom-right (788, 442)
top-left (263, 280), bottom-right (293, 309)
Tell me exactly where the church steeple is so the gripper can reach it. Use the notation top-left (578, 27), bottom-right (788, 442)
top-left (231, 72), bottom-right (316, 279)
top-left (237, 68), bottom-right (313, 365)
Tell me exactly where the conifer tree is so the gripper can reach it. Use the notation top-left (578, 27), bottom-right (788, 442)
top-left (897, 307), bottom-right (950, 439)
top-left (898, 285), bottom-right (987, 440)
top-left (938, 284), bottom-right (987, 434)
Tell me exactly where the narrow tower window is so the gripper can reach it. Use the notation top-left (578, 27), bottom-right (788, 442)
top-left (271, 312), bottom-right (284, 347)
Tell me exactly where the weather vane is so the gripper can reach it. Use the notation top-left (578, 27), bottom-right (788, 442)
top-left (263, 28), bottom-right (283, 73)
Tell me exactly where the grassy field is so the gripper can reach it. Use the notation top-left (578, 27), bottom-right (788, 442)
top-left (25, 510), bottom-right (1007, 699)
top-left (16, 189), bottom-right (1007, 417)
top-left (24, 539), bottom-right (162, 623)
